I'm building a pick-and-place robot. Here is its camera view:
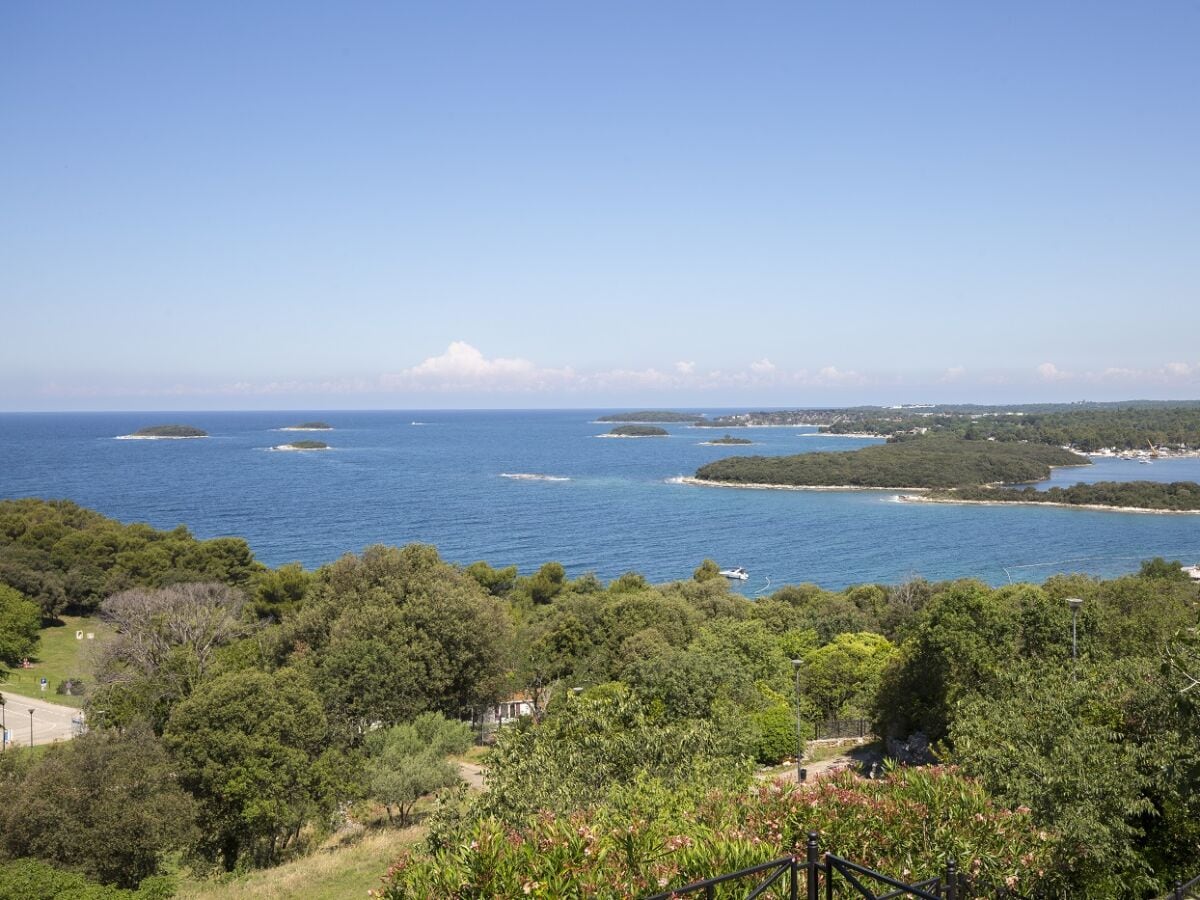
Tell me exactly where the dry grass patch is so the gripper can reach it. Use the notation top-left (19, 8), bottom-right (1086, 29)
top-left (176, 825), bottom-right (423, 900)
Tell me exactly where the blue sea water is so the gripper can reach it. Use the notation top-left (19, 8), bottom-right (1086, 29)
top-left (1, 410), bottom-right (1198, 591)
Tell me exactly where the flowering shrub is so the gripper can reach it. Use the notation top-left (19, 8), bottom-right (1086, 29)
top-left (378, 766), bottom-right (1059, 899)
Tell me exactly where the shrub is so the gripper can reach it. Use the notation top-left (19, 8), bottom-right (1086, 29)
top-left (381, 767), bottom-right (1060, 898)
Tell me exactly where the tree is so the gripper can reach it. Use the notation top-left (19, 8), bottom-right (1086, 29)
top-left (803, 632), bottom-right (898, 720)
top-left (283, 545), bottom-right (512, 743)
top-left (528, 562), bottom-right (566, 604)
top-left (90, 583), bottom-right (256, 730)
top-left (0, 584), bottom-right (40, 673)
top-left (949, 660), bottom-right (1160, 896)
top-left (692, 559), bottom-right (722, 582)
top-left (479, 686), bottom-right (753, 824)
top-left (365, 712), bottom-right (473, 826)
top-left (0, 728), bottom-right (195, 888)
top-left (250, 562), bottom-right (310, 620)
top-left (162, 669), bottom-right (334, 870)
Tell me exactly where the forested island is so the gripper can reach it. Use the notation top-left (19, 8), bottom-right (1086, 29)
top-left (605, 424), bottom-right (669, 437)
top-left (598, 411), bottom-right (702, 423)
top-left (703, 434), bottom-right (753, 445)
top-left (693, 437), bottom-right (1086, 488)
top-left (918, 480), bottom-right (1200, 512)
top-left (273, 440), bottom-right (330, 451)
top-left (282, 421), bottom-right (333, 431)
top-left (1, 497), bottom-right (1197, 897)
top-left (124, 424), bottom-right (208, 439)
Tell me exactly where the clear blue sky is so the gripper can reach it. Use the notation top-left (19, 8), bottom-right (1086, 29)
top-left (3, 2), bottom-right (1198, 410)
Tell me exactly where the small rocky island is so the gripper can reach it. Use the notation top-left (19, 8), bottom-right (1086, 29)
top-left (273, 440), bottom-right (331, 451)
top-left (704, 434), bottom-right (753, 445)
top-left (282, 421), bottom-right (333, 431)
top-left (606, 425), bottom-right (669, 437)
top-left (125, 424), bottom-right (208, 439)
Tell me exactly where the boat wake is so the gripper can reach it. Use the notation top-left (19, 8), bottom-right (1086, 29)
top-left (500, 473), bottom-right (571, 482)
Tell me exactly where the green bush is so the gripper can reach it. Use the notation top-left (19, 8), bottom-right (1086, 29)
top-left (0, 858), bottom-right (172, 899)
top-left (382, 767), bottom-right (1060, 898)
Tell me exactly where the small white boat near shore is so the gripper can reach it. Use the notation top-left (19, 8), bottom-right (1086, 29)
top-left (719, 566), bottom-right (749, 581)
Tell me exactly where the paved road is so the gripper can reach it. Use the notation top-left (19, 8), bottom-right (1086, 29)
top-left (0, 694), bottom-right (82, 749)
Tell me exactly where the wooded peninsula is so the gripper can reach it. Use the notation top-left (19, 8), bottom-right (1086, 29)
top-left (925, 480), bottom-right (1200, 512)
top-left (694, 436), bottom-right (1086, 488)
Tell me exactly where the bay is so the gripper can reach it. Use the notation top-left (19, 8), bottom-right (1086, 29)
top-left (1, 410), bottom-right (1198, 591)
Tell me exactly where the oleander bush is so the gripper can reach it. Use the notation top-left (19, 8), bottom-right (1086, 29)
top-left (379, 767), bottom-right (1060, 899)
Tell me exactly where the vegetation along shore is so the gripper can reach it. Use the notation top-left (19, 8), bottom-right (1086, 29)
top-left (1, 496), bottom-right (1197, 897)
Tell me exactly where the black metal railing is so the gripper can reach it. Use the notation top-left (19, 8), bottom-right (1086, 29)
top-left (1166, 873), bottom-right (1200, 900)
top-left (644, 832), bottom-right (966, 900)
top-left (812, 718), bottom-right (870, 740)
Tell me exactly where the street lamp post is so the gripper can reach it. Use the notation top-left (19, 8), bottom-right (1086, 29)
top-left (1066, 597), bottom-right (1084, 661)
top-left (0, 693), bottom-right (6, 751)
top-left (791, 659), bottom-right (804, 783)
top-left (28, 709), bottom-right (35, 748)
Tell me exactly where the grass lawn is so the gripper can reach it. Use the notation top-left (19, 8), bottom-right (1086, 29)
top-left (176, 825), bottom-right (423, 900)
top-left (0, 615), bottom-right (114, 707)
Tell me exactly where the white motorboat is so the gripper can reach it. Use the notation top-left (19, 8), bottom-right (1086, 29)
top-left (719, 566), bottom-right (749, 581)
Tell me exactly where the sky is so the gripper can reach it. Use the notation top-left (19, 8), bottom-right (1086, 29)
top-left (2, 2), bottom-right (1198, 411)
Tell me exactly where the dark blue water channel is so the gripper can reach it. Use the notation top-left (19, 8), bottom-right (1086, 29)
top-left (1, 410), bottom-right (1197, 591)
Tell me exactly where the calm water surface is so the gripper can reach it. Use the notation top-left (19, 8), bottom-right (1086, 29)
top-left (1, 410), bottom-right (1197, 591)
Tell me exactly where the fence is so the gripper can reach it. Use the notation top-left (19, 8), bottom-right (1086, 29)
top-left (643, 832), bottom-right (988, 900)
top-left (1167, 873), bottom-right (1200, 900)
top-left (812, 718), bottom-right (870, 740)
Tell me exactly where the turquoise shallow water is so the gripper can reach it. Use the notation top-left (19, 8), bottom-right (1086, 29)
top-left (1, 410), bottom-right (1198, 591)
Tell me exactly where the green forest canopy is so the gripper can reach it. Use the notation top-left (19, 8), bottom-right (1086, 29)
top-left (695, 437), bottom-right (1086, 488)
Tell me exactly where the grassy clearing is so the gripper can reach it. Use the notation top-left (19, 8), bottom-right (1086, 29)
top-left (176, 825), bottom-right (423, 900)
top-left (0, 615), bottom-right (113, 707)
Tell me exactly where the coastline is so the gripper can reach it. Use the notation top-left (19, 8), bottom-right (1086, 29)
top-left (803, 432), bottom-right (887, 439)
top-left (115, 434), bottom-right (207, 440)
top-left (279, 427), bottom-right (333, 432)
top-left (896, 494), bottom-right (1200, 516)
top-left (672, 476), bottom-right (930, 492)
top-left (595, 433), bottom-right (668, 439)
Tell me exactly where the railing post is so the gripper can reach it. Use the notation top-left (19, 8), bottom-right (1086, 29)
top-left (790, 856), bottom-right (799, 900)
top-left (705, 884), bottom-right (714, 900)
top-left (943, 858), bottom-right (957, 900)
top-left (1175, 881), bottom-right (1183, 900)
top-left (806, 832), bottom-right (819, 900)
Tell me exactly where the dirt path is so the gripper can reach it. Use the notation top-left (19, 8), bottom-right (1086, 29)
top-left (458, 760), bottom-right (485, 790)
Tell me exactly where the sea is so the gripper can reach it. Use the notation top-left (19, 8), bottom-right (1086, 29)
top-left (1, 410), bottom-right (1198, 592)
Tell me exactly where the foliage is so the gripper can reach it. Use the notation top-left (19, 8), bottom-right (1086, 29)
top-left (0, 728), bottom-right (195, 888)
top-left (132, 424), bottom-right (206, 437)
top-left (90, 583), bottom-right (256, 731)
top-left (0, 499), bottom-right (263, 617)
top-left (934, 480), bottom-right (1200, 511)
top-left (162, 669), bottom-right (336, 871)
top-left (477, 686), bottom-right (754, 825)
top-left (249, 561), bottom-right (311, 620)
top-left (365, 712), bottom-right (473, 826)
top-left (0, 584), bottom-right (40, 673)
top-left (802, 631), bottom-right (897, 719)
top-left (608, 425), bottom-right (668, 436)
top-left (281, 544), bottom-right (511, 744)
top-left (696, 436), bottom-right (1086, 488)
top-left (817, 402), bottom-right (1200, 451)
top-left (383, 767), bottom-right (1060, 898)
top-left (949, 660), bottom-right (1167, 897)
top-left (0, 858), bottom-right (174, 899)
top-left (597, 411), bottom-right (702, 423)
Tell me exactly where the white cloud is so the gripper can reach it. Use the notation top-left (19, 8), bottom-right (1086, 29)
top-left (1037, 362), bottom-right (1070, 381)
top-left (675, 361), bottom-right (695, 375)
top-left (940, 366), bottom-right (966, 383)
top-left (749, 358), bottom-right (776, 375)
